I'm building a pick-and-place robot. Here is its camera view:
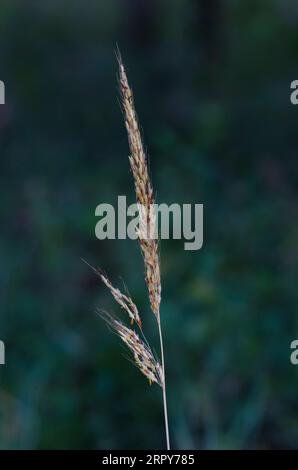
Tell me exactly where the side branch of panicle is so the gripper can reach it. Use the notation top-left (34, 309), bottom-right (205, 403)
top-left (99, 311), bottom-right (163, 387)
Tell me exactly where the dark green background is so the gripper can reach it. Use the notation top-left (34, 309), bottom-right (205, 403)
top-left (0, 0), bottom-right (298, 449)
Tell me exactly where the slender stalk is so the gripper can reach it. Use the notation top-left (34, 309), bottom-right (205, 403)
top-left (158, 316), bottom-right (170, 450)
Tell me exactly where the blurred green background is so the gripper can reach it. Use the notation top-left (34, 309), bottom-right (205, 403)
top-left (1, 0), bottom-right (298, 449)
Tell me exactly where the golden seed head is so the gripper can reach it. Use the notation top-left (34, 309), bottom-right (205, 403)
top-left (118, 56), bottom-right (161, 319)
top-left (100, 311), bottom-right (163, 387)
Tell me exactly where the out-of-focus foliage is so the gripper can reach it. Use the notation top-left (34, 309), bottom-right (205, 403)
top-left (0, 0), bottom-right (298, 449)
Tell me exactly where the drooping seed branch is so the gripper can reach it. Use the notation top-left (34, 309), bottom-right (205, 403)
top-left (99, 310), bottom-right (163, 387)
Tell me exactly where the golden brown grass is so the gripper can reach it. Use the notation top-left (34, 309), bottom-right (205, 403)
top-left (117, 54), bottom-right (161, 319)
top-left (86, 52), bottom-right (170, 449)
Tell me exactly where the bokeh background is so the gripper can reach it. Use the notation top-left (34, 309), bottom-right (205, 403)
top-left (1, 0), bottom-right (298, 450)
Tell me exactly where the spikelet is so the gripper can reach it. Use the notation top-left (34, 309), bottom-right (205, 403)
top-left (82, 259), bottom-right (142, 328)
top-left (117, 53), bottom-right (161, 319)
top-left (100, 311), bottom-right (163, 387)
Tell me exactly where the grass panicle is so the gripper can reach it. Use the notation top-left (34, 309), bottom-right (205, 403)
top-left (86, 52), bottom-right (171, 449)
top-left (117, 50), bottom-right (161, 319)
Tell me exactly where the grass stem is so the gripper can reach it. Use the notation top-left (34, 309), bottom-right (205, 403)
top-left (158, 316), bottom-right (170, 450)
